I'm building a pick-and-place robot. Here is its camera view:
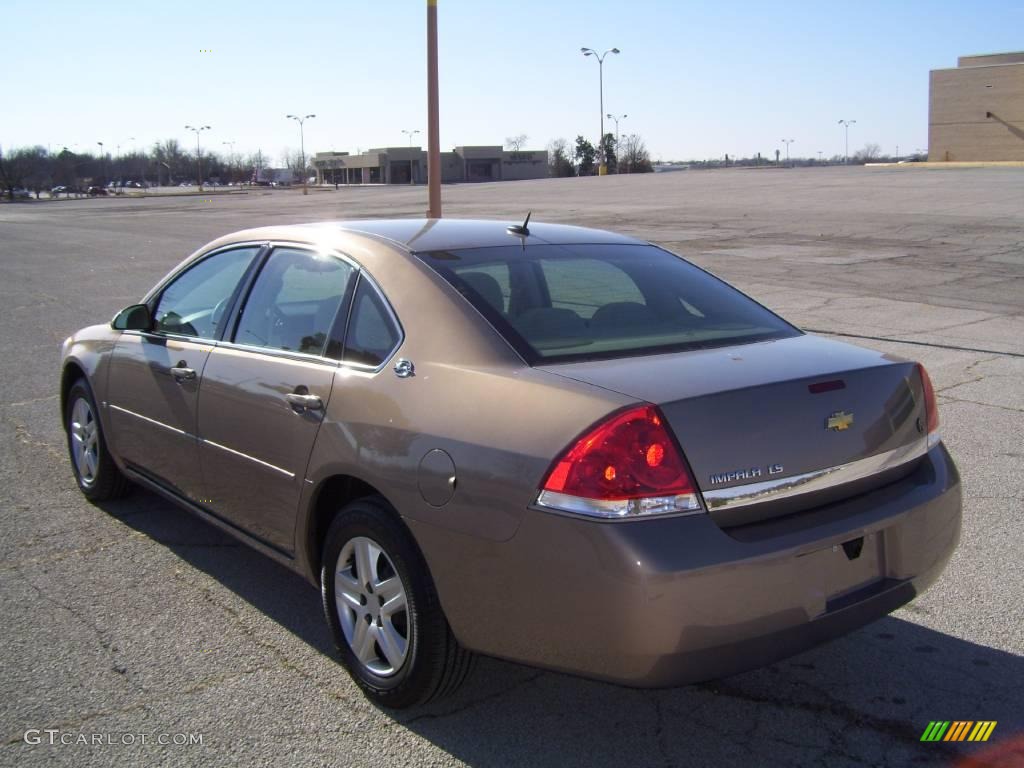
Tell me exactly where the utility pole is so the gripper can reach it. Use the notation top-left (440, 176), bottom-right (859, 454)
top-left (581, 46), bottom-right (620, 175)
top-left (426, 0), bottom-right (442, 217)
top-left (781, 139), bottom-right (794, 167)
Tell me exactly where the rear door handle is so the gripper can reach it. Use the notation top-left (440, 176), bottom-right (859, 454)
top-left (170, 362), bottom-right (196, 381)
top-left (286, 392), bottom-right (323, 411)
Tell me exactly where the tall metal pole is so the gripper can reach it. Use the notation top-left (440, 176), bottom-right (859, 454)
top-left (287, 114), bottom-right (316, 194)
top-left (599, 61), bottom-right (605, 174)
top-left (402, 130), bottom-right (420, 184)
top-left (96, 142), bottom-right (105, 185)
top-left (581, 47), bottom-right (620, 176)
top-left (185, 125), bottom-right (210, 191)
top-left (427, 0), bottom-right (442, 217)
top-left (607, 113), bottom-right (626, 172)
top-left (782, 139), bottom-right (794, 166)
top-left (838, 119), bottom-right (855, 164)
top-left (222, 141), bottom-right (236, 184)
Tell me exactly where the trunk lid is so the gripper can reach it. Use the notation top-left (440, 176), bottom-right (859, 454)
top-left (540, 334), bottom-right (928, 527)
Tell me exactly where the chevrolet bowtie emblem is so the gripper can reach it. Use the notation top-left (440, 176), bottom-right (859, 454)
top-left (826, 411), bottom-right (854, 431)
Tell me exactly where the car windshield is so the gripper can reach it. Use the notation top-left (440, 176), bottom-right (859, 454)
top-left (416, 243), bottom-right (801, 364)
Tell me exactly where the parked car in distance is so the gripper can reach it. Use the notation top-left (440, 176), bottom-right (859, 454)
top-left (11, 188), bottom-right (32, 199)
top-left (86, 186), bottom-right (108, 196)
top-left (60, 219), bottom-right (962, 708)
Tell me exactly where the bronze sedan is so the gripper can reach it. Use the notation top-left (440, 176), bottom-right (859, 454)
top-left (60, 219), bottom-right (961, 708)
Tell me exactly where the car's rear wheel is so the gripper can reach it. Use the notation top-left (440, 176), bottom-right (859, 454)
top-left (321, 496), bottom-right (473, 708)
top-left (66, 379), bottom-right (130, 501)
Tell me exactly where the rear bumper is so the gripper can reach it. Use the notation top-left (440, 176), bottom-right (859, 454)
top-left (421, 442), bottom-right (961, 686)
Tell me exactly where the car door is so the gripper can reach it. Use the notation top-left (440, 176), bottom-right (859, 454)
top-left (195, 246), bottom-right (355, 553)
top-left (106, 246), bottom-right (261, 499)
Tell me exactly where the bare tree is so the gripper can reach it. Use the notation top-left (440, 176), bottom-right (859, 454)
top-left (505, 134), bottom-right (528, 152)
top-left (547, 138), bottom-right (575, 177)
top-left (0, 145), bottom-right (46, 199)
top-left (618, 134), bottom-right (653, 173)
top-left (853, 143), bottom-right (882, 163)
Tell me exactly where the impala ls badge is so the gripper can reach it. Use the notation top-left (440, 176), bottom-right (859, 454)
top-left (709, 463), bottom-right (784, 486)
top-left (826, 410), bottom-right (854, 431)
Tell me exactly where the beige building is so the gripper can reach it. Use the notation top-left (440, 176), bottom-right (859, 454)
top-left (929, 52), bottom-right (1024, 161)
top-left (313, 145), bottom-right (548, 185)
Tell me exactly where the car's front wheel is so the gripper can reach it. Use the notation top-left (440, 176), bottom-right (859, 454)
top-left (65, 379), bottom-right (130, 501)
top-left (321, 497), bottom-right (473, 708)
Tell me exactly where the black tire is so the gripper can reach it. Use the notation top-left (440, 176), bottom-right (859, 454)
top-left (65, 378), bottom-right (131, 501)
top-left (321, 496), bottom-right (473, 708)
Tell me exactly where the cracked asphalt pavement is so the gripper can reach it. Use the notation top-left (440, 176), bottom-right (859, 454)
top-left (1, 167), bottom-right (1022, 767)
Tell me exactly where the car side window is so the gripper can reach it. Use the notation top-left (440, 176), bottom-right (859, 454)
top-left (153, 247), bottom-right (259, 339)
top-left (235, 248), bottom-right (354, 356)
top-left (343, 278), bottom-right (401, 367)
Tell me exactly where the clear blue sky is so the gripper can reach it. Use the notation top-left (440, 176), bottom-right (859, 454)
top-left (5, 0), bottom-right (1022, 161)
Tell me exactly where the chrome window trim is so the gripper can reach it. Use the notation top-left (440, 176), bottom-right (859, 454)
top-left (701, 439), bottom-right (929, 512)
top-left (220, 243), bottom-right (403, 374)
top-left (213, 339), bottom-right (342, 368)
top-left (124, 240), bottom-right (403, 373)
top-left (141, 241), bottom-right (270, 308)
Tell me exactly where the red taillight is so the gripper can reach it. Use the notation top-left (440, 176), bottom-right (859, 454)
top-left (539, 405), bottom-right (701, 518)
top-left (917, 363), bottom-right (940, 435)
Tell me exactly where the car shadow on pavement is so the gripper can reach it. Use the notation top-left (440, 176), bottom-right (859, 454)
top-left (103, 489), bottom-right (1024, 768)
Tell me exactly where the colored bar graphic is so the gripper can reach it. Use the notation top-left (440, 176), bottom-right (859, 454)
top-left (921, 722), bottom-right (950, 741)
top-left (967, 722), bottom-right (998, 742)
top-left (921, 721), bottom-right (997, 742)
top-left (944, 721), bottom-right (972, 741)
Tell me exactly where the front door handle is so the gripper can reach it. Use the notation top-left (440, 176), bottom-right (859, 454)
top-left (170, 362), bottom-right (196, 381)
top-left (286, 392), bottom-right (323, 411)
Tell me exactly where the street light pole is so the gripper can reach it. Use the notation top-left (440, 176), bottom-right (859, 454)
top-left (838, 119), bottom-right (856, 164)
top-left (781, 139), bottom-right (794, 167)
top-left (96, 141), bottom-right (105, 185)
top-left (581, 46), bottom-right (620, 176)
top-left (222, 141), bottom-right (236, 184)
top-left (606, 113), bottom-right (626, 172)
top-left (402, 129), bottom-right (421, 185)
top-left (185, 125), bottom-right (211, 191)
top-left (286, 114), bottom-right (316, 194)
top-left (402, 128), bottom-right (421, 148)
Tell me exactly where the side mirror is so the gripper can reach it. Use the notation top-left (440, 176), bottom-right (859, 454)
top-left (112, 304), bottom-right (152, 331)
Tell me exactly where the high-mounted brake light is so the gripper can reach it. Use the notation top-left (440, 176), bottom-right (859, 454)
top-left (917, 363), bottom-right (941, 447)
top-left (537, 405), bottom-right (702, 519)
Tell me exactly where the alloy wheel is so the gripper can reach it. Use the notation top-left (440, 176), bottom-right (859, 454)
top-left (334, 536), bottom-right (410, 676)
top-left (70, 397), bottom-right (99, 486)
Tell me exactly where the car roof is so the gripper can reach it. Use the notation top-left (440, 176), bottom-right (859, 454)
top-left (219, 218), bottom-right (647, 254)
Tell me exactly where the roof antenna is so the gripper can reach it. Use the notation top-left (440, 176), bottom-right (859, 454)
top-left (506, 211), bottom-right (531, 237)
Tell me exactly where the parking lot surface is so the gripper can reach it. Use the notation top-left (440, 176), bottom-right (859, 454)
top-left (1, 167), bottom-right (1022, 767)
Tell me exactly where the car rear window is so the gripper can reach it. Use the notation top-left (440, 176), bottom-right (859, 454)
top-left (416, 243), bottom-right (800, 364)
